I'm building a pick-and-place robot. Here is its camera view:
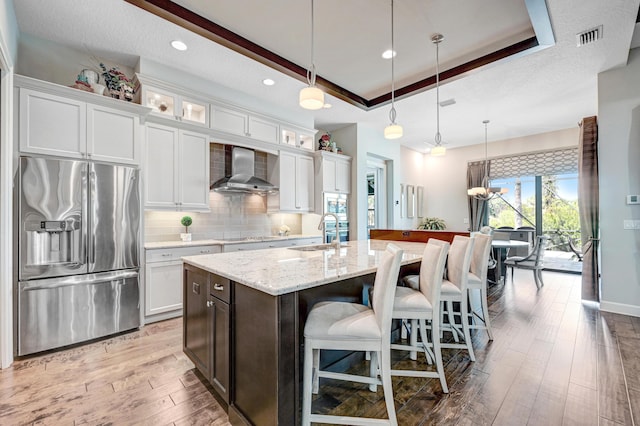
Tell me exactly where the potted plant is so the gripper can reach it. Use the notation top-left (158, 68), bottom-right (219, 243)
top-left (180, 216), bottom-right (193, 242)
top-left (417, 217), bottom-right (446, 230)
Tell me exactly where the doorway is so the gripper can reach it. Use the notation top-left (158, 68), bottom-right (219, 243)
top-left (366, 158), bottom-right (387, 238)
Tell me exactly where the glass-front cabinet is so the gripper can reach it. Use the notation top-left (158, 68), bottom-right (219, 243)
top-left (280, 126), bottom-right (315, 151)
top-left (134, 75), bottom-right (209, 127)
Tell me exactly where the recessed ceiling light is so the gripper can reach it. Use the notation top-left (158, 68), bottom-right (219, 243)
top-left (323, 103), bottom-right (332, 109)
top-left (262, 78), bottom-right (275, 86)
top-left (171, 40), bottom-right (188, 51)
top-left (382, 49), bottom-right (396, 59)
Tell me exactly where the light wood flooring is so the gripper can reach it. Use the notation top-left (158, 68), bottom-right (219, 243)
top-left (1, 269), bottom-right (639, 425)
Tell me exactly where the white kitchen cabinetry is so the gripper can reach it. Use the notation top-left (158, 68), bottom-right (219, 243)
top-left (145, 244), bottom-right (220, 323)
top-left (315, 151), bottom-right (351, 193)
top-left (280, 126), bottom-right (315, 151)
top-left (145, 122), bottom-right (210, 211)
top-left (18, 85), bottom-right (143, 165)
top-left (137, 84), bottom-right (209, 127)
top-left (211, 103), bottom-right (279, 144)
top-left (267, 151), bottom-right (314, 213)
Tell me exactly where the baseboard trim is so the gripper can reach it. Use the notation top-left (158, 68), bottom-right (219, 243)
top-left (600, 300), bottom-right (640, 318)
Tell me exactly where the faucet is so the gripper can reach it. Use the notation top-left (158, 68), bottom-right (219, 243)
top-left (318, 213), bottom-right (341, 249)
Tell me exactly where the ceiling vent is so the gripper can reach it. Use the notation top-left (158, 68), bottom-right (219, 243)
top-left (576, 25), bottom-right (603, 47)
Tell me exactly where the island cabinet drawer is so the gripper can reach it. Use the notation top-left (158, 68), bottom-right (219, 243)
top-left (146, 245), bottom-right (221, 262)
top-left (209, 273), bottom-right (231, 304)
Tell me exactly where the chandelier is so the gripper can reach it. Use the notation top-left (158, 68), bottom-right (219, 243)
top-left (430, 33), bottom-right (446, 156)
top-left (299, 0), bottom-right (325, 110)
top-left (384, 0), bottom-right (402, 139)
top-left (467, 120), bottom-right (508, 200)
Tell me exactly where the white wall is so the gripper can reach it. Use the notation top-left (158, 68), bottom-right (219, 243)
top-left (397, 146), bottom-right (425, 230)
top-left (333, 123), bottom-right (402, 240)
top-left (0, 0), bottom-right (18, 368)
top-left (422, 127), bottom-right (579, 231)
top-left (598, 47), bottom-right (640, 317)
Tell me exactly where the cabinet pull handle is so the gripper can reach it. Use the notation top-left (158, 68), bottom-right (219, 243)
top-left (200, 249), bottom-right (210, 253)
top-left (161, 253), bottom-right (172, 257)
top-left (207, 300), bottom-right (213, 307)
top-left (213, 283), bottom-right (224, 291)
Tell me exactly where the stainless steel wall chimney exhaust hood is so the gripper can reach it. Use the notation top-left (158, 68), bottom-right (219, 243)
top-left (210, 146), bottom-right (278, 194)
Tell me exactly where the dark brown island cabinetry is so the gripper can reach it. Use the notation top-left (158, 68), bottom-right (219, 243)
top-left (183, 264), bottom-right (230, 403)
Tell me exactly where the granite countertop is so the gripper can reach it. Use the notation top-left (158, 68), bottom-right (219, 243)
top-left (182, 239), bottom-right (426, 296)
top-left (144, 234), bottom-right (321, 249)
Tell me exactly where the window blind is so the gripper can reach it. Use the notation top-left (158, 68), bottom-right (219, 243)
top-left (487, 147), bottom-right (578, 179)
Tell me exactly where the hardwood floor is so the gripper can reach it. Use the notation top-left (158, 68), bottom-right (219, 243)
top-left (1, 270), bottom-right (638, 425)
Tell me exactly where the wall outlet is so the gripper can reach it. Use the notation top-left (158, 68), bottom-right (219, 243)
top-left (463, 218), bottom-right (469, 224)
top-left (623, 220), bottom-right (640, 229)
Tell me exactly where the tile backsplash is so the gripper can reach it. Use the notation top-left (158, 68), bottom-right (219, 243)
top-left (145, 143), bottom-right (302, 242)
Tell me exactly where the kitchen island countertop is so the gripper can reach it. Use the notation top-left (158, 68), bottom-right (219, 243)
top-left (182, 239), bottom-right (426, 296)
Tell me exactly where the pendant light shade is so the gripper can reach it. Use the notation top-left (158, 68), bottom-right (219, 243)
top-left (384, 123), bottom-right (403, 139)
top-left (299, 85), bottom-right (324, 110)
top-left (468, 120), bottom-right (508, 199)
top-left (430, 33), bottom-right (446, 156)
top-left (384, 0), bottom-right (402, 139)
top-left (299, 0), bottom-right (325, 110)
top-left (430, 145), bottom-right (446, 156)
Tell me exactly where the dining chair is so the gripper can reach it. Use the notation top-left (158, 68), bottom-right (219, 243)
top-left (466, 233), bottom-right (494, 340)
top-left (504, 235), bottom-right (548, 288)
top-left (439, 236), bottom-right (476, 361)
top-left (389, 239), bottom-right (450, 393)
top-left (302, 243), bottom-right (404, 426)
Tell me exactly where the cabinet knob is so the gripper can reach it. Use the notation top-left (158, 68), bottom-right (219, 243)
top-left (213, 283), bottom-right (224, 291)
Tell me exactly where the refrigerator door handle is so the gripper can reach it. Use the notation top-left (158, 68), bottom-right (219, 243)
top-left (20, 270), bottom-right (139, 291)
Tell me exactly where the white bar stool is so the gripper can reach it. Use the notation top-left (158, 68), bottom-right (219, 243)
top-left (389, 239), bottom-right (450, 393)
top-left (301, 244), bottom-right (404, 426)
top-left (467, 233), bottom-right (494, 340)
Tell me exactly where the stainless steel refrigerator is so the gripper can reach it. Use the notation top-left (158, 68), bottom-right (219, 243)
top-left (321, 193), bottom-right (349, 243)
top-left (15, 156), bottom-right (141, 356)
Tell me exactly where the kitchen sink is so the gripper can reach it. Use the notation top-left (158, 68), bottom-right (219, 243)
top-left (288, 244), bottom-right (335, 252)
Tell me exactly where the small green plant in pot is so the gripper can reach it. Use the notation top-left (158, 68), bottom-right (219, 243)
top-left (417, 217), bottom-right (446, 230)
top-left (180, 216), bottom-right (193, 242)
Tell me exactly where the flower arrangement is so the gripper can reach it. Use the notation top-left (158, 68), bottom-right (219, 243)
top-left (100, 63), bottom-right (135, 101)
top-left (318, 132), bottom-right (334, 151)
top-left (417, 217), bottom-right (446, 230)
top-left (279, 224), bottom-right (290, 236)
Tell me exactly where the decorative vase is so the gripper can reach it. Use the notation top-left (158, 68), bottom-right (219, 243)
top-left (180, 233), bottom-right (192, 242)
top-left (93, 83), bottom-right (105, 95)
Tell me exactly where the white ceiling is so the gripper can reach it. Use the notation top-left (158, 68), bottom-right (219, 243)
top-left (12, 0), bottom-right (640, 153)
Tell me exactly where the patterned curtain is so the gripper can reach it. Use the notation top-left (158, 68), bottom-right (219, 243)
top-left (467, 161), bottom-right (487, 232)
top-left (578, 116), bottom-right (599, 301)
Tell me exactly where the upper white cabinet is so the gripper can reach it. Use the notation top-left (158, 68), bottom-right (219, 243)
top-left (267, 151), bottom-right (314, 213)
top-left (315, 151), bottom-right (351, 194)
top-left (281, 126), bottom-right (315, 151)
top-left (135, 74), bottom-right (209, 128)
top-left (211, 103), bottom-right (279, 144)
top-left (18, 83), bottom-right (145, 165)
top-left (145, 122), bottom-right (210, 212)
top-left (87, 104), bottom-right (141, 164)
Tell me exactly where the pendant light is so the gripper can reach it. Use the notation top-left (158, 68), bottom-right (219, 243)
top-left (384, 0), bottom-right (403, 139)
top-left (467, 120), bottom-right (508, 199)
top-left (299, 0), bottom-right (325, 110)
top-left (430, 33), bottom-right (446, 156)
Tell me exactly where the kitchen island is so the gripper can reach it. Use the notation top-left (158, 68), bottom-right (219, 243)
top-left (182, 239), bottom-right (426, 426)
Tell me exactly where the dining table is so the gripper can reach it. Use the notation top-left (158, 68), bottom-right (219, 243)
top-left (491, 240), bottom-right (531, 283)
